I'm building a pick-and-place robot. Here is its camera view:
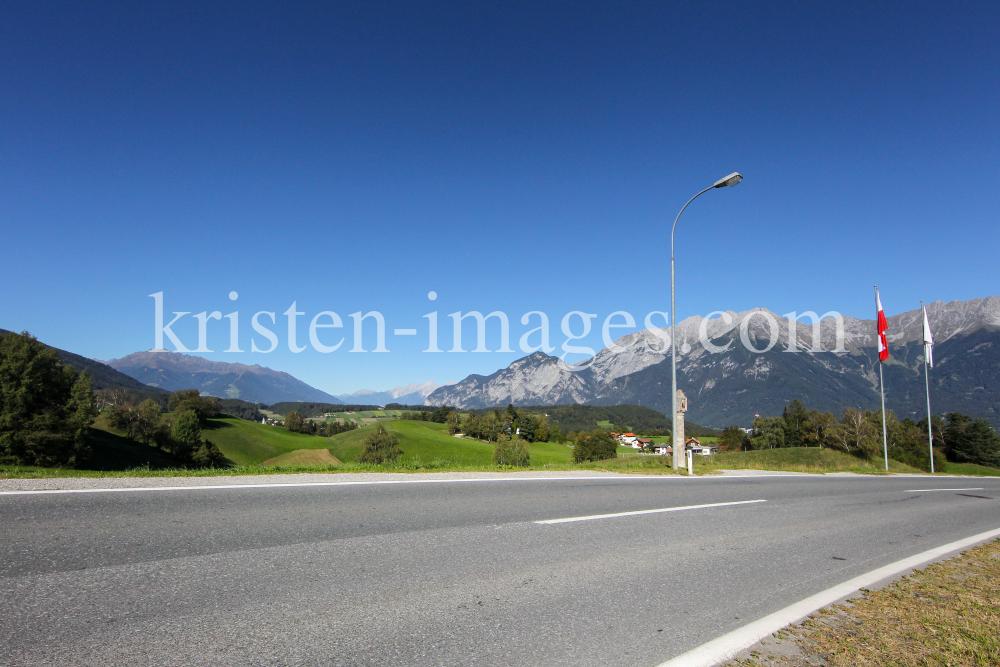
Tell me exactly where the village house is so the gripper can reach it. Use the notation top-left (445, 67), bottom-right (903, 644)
top-left (685, 437), bottom-right (719, 456)
top-left (616, 432), bottom-right (639, 447)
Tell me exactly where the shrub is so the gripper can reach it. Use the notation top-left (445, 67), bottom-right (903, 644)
top-left (493, 435), bottom-right (530, 467)
top-left (171, 409), bottom-right (202, 461)
top-left (191, 440), bottom-right (228, 468)
top-left (357, 425), bottom-right (403, 464)
top-left (573, 429), bottom-right (618, 462)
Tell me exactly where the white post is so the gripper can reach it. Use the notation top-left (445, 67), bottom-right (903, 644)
top-left (686, 448), bottom-right (693, 475)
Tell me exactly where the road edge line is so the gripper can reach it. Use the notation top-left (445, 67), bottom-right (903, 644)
top-left (0, 474), bottom-right (692, 496)
top-left (655, 525), bottom-right (1000, 667)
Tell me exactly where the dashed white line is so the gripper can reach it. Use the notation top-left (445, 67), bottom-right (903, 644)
top-left (534, 499), bottom-right (767, 524)
top-left (906, 488), bottom-right (985, 492)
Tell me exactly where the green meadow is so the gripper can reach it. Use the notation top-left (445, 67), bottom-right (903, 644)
top-left (196, 417), bottom-right (337, 464)
top-left (6, 415), bottom-right (1000, 479)
top-left (322, 420), bottom-right (574, 466)
top-left (203, 417), bottom-right (574, 467)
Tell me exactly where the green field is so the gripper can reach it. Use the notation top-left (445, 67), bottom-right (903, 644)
top-left (326, 410), bottom-right (402, 419)
top-left (320, 410), bottom-right (406, 425)
top-left (262, 449), bottom-right (342, 467)
top-left (324, 420), bottom-right (574, 466)
top-left (201, 417), bottom-right (576, 467)
top-left (202, 417), bottom-right (336, 465)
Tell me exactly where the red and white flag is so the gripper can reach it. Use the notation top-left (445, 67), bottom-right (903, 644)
top-left (876, 288), bottom-right (889, 362)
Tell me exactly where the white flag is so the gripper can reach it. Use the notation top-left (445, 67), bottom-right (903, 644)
top-left (922, 304), bottom-right (934, 368)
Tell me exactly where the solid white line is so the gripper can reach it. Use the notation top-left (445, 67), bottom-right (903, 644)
top-left (655, 525), bottom-right (1000, 667)
top-left (534, 499), bottom-right (767, 525)
top-left (0, 475), bottom-right (686, 497)
top-left (0, 470), bottom-right (940, 498)
top-left (906, 487), bottom-right (985, 492)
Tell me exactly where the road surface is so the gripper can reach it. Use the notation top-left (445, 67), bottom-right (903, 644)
top-left (1, 472), bottom-right (998, 666)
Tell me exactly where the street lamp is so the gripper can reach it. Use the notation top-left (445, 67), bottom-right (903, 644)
top-left (670, 172), bottom-right (743, 470)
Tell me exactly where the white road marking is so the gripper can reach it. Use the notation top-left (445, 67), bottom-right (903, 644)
top-left (4, 472), bottom-right (971, 497)
top-left (0, 475), bottom-right (688, 496)
top-left (534, 499), bottom-right (767, 525)
top-left (906, 488), bottom-right (985, 492)
top-left (655, 525), bottom-right (1000, 667)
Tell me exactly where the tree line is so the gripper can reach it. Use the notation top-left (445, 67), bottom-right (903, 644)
top-left (268, 402), bottom-right (384, 418)
top-left (283, 411), bottom-right (359, 436)
top-left (715, 399), bottom-right (1000, 471)
top-left (104, 389), bottom-right (228, 467)
top-left (460, 403), bottom-right (720, 438)
top-left (0, 331), bottom-right (228, 468)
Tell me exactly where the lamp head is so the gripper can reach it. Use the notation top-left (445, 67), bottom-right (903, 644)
top-left (714, 172), bottom-right (743, 188)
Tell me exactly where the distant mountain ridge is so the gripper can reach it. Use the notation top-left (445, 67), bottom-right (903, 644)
top-left (337, 381), bottom-right (448, 406)
top-left (107, 351), bottom-right (342, 405)
top-left (426, 297), bottom-right (1000, 428)
top-left (0, 329), bottom-right (167, 395)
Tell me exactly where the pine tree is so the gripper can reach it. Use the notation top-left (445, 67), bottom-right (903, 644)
top-left (0, 331), bottom-right (94, 466)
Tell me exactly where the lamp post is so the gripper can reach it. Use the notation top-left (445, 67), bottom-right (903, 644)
top-left (671, 172), bottom-right (743, 470)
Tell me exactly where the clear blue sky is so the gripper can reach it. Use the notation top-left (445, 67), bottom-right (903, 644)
top-left (2, 1), bottom-right (998, 395)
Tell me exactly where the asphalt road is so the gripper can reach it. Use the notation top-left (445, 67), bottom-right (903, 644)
top-left (1, 473), bottom-right (998, 666)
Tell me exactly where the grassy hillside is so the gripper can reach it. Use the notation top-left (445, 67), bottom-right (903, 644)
top-left (262, 449), bottom-right (342, 467)
top-left (202, 417), bottom-right (334, 465)
top-left (324, 420), bottom-right (574, 466)
top-left (200, 418), bottom-right (574, 466)
top-left (942, 462), bottom-right (1000, 477)
top-left (84, 427), bottom-right (186, 470)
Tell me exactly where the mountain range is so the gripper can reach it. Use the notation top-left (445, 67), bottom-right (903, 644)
top-left (336, 381), bottom-right (449, 407)
top-left (426, 297), bottom-right (1000, 428)
top-left (107, 351), bottom-right (342, 405)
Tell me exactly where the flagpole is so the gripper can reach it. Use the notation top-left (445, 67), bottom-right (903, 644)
top-left (879, 361), bottom-right (888, 471)
top-left (922, 301), bottom-right (935, 473)
top-left (876, 286), bottom-right (888, 472)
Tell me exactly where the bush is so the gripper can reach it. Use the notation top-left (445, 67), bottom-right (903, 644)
top-left (891, 445), bottom-right (947, 473)
top-left (493, 435), bottom-right (530, 467)
top-left (573, 429), bottom-right (618, 462)
top-left (191, 440), bottom-right (228, 468)
top-left (171, 410), bottom-right (202, 460)
top-left (357, 425), bottom-right (403, 464)
top-left (167, 389), bottom-right (219, 423)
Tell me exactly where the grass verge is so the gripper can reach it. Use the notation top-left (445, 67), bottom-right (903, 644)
top-left (939, 462), bottom-right (1000, 477)
top-left (694, 448), bottom-right (923, 474)
top-left (726, 538), bottom-right (1000, 666)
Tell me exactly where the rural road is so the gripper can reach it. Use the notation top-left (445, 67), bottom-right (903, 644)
top-left (1, 472), bottom-right (998, 666)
